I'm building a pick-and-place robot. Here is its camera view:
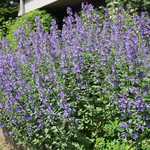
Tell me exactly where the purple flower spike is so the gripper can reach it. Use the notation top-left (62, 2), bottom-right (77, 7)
top-left (135, 96), bottom-right (146, 112)
top-left (120, 122), bottom-right (129, 129)
top-left (24, 115), bottom-right (32, 121)
top-left (132, 133), bottom-right (139, 140)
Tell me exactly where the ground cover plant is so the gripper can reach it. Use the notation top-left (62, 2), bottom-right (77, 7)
top-left (0, 3), bottom-right (150, 150)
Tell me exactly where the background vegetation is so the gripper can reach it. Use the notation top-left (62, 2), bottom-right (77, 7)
top-left (0, 0), bottom-right (19, 38)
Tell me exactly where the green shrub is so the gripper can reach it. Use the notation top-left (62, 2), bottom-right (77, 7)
top-left (0, 3), bottom-right (18, 38)
top-left (95, 138), bottom-right (134, 150)
top-left (6, 10), bottom-right (52, 49)
top-left (106, 0), bottom-right (150, 13)
top-left (95, 138), bottom-right (150, 150)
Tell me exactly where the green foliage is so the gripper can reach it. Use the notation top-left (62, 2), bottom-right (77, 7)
top-left (106, 0), bottom-right (150, 13)
top-left (0, 0), bottom-right (18, 38)
top-left (6, 10), bottom-right (52, 49)
top-left (95, 138), bottom-right (134, 150)
top-left (95, 138), bottom-right (150, 150)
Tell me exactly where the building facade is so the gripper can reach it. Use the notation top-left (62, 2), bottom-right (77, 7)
top-left (18, 0), bottom-right (104, 16)
top-left (18, 0), bottom-right (83, 16)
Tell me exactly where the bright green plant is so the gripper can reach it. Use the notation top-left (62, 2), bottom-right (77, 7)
top-left (0, 0), bottom-right (19, 38)
top-left (6, 10), bottom-right (52, 49)
top-left (95, 138), bottom-right (134, 150)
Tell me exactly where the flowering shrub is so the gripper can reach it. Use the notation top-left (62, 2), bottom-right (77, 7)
top-left (0, 4), bottom-right (150, 150)
top-left (6, 10), bottom-right (52, 49)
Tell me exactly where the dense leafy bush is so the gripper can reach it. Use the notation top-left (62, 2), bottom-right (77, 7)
top-left (0, 4), bottom-right (150, 150)
top-left (0, 0), bottom-right (19, 38)
top-left (5, 10), bottom-right (52, 49)
top-left (106, 0), bottom-right (150, 12)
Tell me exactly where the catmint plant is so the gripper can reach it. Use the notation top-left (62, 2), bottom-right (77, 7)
top-left (0, 3), bottom-right (150, 150)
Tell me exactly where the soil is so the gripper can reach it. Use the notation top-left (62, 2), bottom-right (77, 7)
top-left (0, 129), bottom-right (14, 150)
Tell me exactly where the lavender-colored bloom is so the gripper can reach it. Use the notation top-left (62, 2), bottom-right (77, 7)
top-left (118, 95), bottom-right (128, 112)
top-left (132, 133), bottom-right (139, 140)
top-left (16, 107), bottom-right (22, 113)
top-left (60, 101), bottom-right (72, 118)
top-left (135, 13), bottom-right (150, 38)
top-left (64, 108), bottom-right (72, 118)
top-left (49, 19), bottom-right (60, 58)
top-left (74, 64), bottom-right (81, 73)
top-left (24, 115), bottom-right (32, 121)
top-left (35, 16), bottom-right (44, 33)
top-left (125, 29), bottom-right (138, 63)
top-left (60, 91), bottom-right (65, 100)
top-left (137, 125), bottom-right (145, 132)
top-left (0, 123), bottom-right (4, 128)
top-left (135, 96), bottom-right (146, 112)
top-left (129, 87), bottom-right (140, 96)
top-left (37, 119), bottom-right (44, 130)
top-left (1, 39), bottom-right (10, 50)
top-left (15, 28), bottom-right (26, 49)
top-left (120, 122), bottom-right (129, 129)
top-left (138, 72), bottom-right (145, 79)
top-left (47, 105), bottom-right (53, 113)
top-left (0, 103), bottom-right (3, 109)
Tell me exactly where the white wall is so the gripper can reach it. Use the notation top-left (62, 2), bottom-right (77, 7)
top-left (18, 0), bottom-right (82, 16)
top-left (18, 0), bottom-right (58, 15)
top-left (25, 0), bottom-right (57, 13)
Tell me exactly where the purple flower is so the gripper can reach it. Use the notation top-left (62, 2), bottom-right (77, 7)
top-left (125, 29), bottom-right (138, 63)
top-left (0, 123), bottom-right (4, 128)
top-left (60, 101), bottom-right (72, 118)
top-left (47, 105), bottom-right (53, 113)
top-left (74, 64), bottom-right (81, 73)
top-left (120, 122), bottom-right (129, 129)
top-left (49, 19), bottom-right (60, 58)
top-left (37, 119), bottom-right (44, 130)
top-left (135, 96), bottom-right (146, 112)
top-left (0, 103), bottom-right (3, 109)
top-left (137, 125), bottom-right (145, 132)
top-left (60, 91), bottom-right (65, 100)
top-left (118, 95), bottom-right (128, 112)
top-left (132, 133), bottom-right (139, 140)
top-left (16, 107), bottom-right (22, 113)
top-left (24, 115), bottom-right (32, 121)
top-left (138, 72), bottom-right (145, 79)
